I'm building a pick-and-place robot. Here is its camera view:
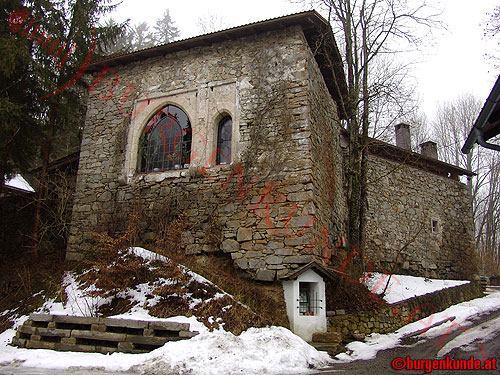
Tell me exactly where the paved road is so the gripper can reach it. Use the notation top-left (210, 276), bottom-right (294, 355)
top-left (314, 307), bottom-right (500, 375)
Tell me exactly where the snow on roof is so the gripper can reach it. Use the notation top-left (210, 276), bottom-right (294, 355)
top-left (5, 175), bottom-right (35, 192)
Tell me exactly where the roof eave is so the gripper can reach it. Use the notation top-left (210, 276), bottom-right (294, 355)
top-left (279, 261), bottom-right (339, 281)
top-left (85, 11), bottom-right (348, 119)
top-left (462, 74), bottom-right (500, 154)
top-left (87, 11), bottom-right (328, 72)
top-left (357, 134), bottom-right (475, 177)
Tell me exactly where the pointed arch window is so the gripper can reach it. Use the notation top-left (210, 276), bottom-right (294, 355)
top-left (216, 116), bottom-right (232, 165)
top-left (138, 105), bottom-right (192, 172)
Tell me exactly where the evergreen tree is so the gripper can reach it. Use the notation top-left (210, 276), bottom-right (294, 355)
top-left (101, 17), bottom-right (132, 55)
top-left (15, 0), bottom-right (125, 258)
top-left (131, 21), bottom-right (155, 49)
top-left (154, 9), bottom-right (179, 44)
top-left (0, 0), bottom-right (40, 186)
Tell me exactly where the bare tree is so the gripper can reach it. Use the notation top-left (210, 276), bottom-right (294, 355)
top-left (294, 0), bottom-right (441, 250)
top-left (431, 94), bottom-right (500, 275)
top-left (406, 111), bottom-right (431, 152)
top-left (367, 55), bottom-right (420, 142)
top-left (484, 4), bottom-right (500, 68)
top-left (196, 12), bottom-right (228, 34)
top-left (475, 155), bottom-right (500, 275)
top-left (433, 94), bottom-right (483, 171)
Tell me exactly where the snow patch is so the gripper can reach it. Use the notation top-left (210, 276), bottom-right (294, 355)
top-left (363, 273), bottom-right (469, 304)
top-left (0, 247), bottom-right (330, 374)
top-left (135, 327), bottom-right (331, 375)
top-left (0, 327), bottom-right (330, 374)
top-left (336, 290), bottom-right (500, 362)
top-left (437, 314), bottom-right (500, 357)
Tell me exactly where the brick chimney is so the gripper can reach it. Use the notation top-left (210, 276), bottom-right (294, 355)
top-left (420, 141), bottom-right (438, 159)
top-left (395, 123), bottom-right (411, 150)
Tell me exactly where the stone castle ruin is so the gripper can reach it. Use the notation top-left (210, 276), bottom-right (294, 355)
top-left (67, 11), bottom-right (475, 282)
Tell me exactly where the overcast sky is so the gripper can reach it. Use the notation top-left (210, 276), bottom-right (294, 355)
top-left (111, 0), bottom-right (499, 122)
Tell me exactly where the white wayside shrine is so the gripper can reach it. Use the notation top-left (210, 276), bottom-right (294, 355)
top-left (281, 262), bottom-right (336, 342)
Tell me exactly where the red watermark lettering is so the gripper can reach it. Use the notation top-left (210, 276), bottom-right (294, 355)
top-left (392, 355), bottom-right (497, 373)
top-left (120, 85), bottom-right (151, 119)
top-left (87, 65), bottom-right (120, 101)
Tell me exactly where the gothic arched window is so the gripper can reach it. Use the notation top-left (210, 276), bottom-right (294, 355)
top-left (138, 105), bottom-right (192, 172)
top-left (216, 116), bottom-right (232, 165)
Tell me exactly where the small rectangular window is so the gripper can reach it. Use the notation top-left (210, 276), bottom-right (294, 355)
top-left (431, 219), bottom-right (439, 233)
top-left (298, 282), bottom-right (321, 316)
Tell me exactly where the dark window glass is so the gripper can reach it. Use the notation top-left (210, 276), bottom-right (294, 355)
top-left (299, 282), bottom-right (320, 316)
top-left (138, 105), bottom-right (191, 172)
top-left (216, 116), bottom-right (232, 165)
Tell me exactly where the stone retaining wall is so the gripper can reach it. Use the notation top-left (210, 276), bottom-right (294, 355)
top-left (12, 314), bottom-right (198, 354)
top-left (327, 281), bottom-right (483, 340)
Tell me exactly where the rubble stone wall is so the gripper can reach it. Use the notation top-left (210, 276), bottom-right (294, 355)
top-left (327, 281), bottom-right (483, 340)
top-left (67, 26), bottom-right (343, 280)
top-left (364, 154), bottom-right (475, 279)
top-left (306, 44), bottom-right (348, 263)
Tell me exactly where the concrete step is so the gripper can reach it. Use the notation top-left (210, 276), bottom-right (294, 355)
top-left (310, 341), bottom-right (344, 356)
top-left (311, 331), bottom-right (342, 343)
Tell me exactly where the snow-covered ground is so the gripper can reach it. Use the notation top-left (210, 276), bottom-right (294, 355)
top-left (0, 326), bottom-right (329, 374)
top-left (336, 289), bottom-right (500, 362)
top-left (0, 247), bottom-right (331, 375)
top-left (363, 272), bottom-right (469, 304)
top-left (0, 249), bottom-right (496, 374)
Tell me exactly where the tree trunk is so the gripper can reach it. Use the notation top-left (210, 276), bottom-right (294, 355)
top-left (31, 111), bottom-right (56, 259)
top-left (0, 131), bottom-right (18, 187)
top-left (359, 8), bottom-right (370, 254)
top-left (0, 149), bottom-right (8, 188)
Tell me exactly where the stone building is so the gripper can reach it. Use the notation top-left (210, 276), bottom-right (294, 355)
top-left (363, 126), bottom-right (475, 279)
top-left (67, 10), bottom-right (475, 283)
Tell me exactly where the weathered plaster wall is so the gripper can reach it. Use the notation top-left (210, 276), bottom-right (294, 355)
top-left (67, 26), bottom-right (343, 280)
top-left (364, 154), bottom-right (475, 279)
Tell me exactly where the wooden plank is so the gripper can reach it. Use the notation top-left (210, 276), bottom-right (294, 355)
top-left (36, 327), bottom-right (72, 338)
top-left (27, 341), bottom-right (56, 350)
top-left (101, 318), bottom-right (149, 329)
top-left (72, 330), bottom-right (126, 342)
top-left (29, 314), bottom-right (53, 322)
top-left (149, 321), bottom-right (189, 331)
top-left (52, 315), bottom-right (98, 325)
top-left (56, 343), bottom-right (96, 353)
top-left (18, 325), bottom-right (36, 335)
top-left (15, 315), bottom-right (198, 354)
top-left (125, 335), bottom-right (167, 346)
top-left (179, 330), bottom-right (198, 338)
